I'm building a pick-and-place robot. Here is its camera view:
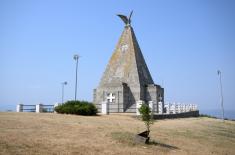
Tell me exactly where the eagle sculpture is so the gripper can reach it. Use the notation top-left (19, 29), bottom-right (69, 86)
top-left (117, 11), bottom-right (133, 26)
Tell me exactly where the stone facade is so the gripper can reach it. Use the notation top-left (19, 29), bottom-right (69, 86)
top-left (93, 22), bottom-right (164, 113)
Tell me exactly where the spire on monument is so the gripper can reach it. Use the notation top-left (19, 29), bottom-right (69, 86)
top-left (117, 11), bottom-right (133, 26)
top-left (98, 11), bottom-right (154, 88)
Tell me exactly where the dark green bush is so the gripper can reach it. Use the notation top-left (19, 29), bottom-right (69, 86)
top-left (55, 100), bottom-right (97, 116)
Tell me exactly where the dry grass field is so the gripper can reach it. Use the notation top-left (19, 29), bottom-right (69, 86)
top-left (0, 112), bottom-right (235, 155)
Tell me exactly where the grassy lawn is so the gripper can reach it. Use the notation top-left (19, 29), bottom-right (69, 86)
top-left (0, 112), bottom-right (234, 155)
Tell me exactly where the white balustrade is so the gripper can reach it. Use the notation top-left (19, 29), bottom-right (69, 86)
top-left (162, 102), bottom-right (197, 114)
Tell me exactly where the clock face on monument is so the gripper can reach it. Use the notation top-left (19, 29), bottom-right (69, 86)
top-left (121, 44), bottom-right (128, 53)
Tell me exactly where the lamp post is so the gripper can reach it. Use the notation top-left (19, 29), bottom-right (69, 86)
top-left (73, 54), bottom-right (80, 101)
top-left (217, 70), bottom-right (224, 121)
top-left (61, 81), bottom-right (67, 104)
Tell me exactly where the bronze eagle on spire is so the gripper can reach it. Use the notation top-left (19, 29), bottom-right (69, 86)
top-left (117, 11), bottom-right (133, 26)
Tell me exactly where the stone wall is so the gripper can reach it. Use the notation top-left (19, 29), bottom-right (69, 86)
top-left (152, 111), bottom-right (199, 119)
top-left (94, 83), bottom-right (127, 113)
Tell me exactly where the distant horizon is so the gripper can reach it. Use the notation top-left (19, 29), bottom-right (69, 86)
top-left (1, 105), bottom-right (235, 120)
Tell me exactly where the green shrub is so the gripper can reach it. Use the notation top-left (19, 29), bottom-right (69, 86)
top-left (55, 100), bottom-right (97, 116)
top-left (138, 104), bottom-right (154, 135)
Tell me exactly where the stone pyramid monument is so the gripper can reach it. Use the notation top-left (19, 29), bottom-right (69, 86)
top-left (93, 12), bottom-right (164, 113)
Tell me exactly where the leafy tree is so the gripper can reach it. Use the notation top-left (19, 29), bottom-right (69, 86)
top-left (138, 104), bottom-right (154, 136)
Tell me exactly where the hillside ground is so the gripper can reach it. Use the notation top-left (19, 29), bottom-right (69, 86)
top-left (0, 112), bottom-right (234, 155)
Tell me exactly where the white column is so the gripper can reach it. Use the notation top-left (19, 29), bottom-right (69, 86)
top-left (158, 101), bottom-right (163, 114)
top-left (177, 103), bottom-right (181, 113)
top-left (36, 104), bottom-right (42, 113)
top-left (136, 100), bottom-right (144, 115)
top-left (192, 104), bottom-right (194, 111)
top-left (16, 104), bottom-right (23, 112)
top-left (148, 101), bottom-right (154, 115)
top-left (183, 104), bottom-right (187, 112)
top-left (169, 103), bottom-right (172, 114)
top-left (179, 104), bottom-right (183, 113)
top-left (189, 104), bottom-right (192, 111)
top-left (172, 103), bottom-right (176, 114)
top-left (192, 104), bottom-right (197, 111)
top-left (165, 103), bottom-right (170, 114)
top-left (174, 104), bottom-right (177, 113)
top-left (186, 104), bottom-right (189, 112)
top-left (178, 103), bottom-right (182, 113)
top-left (101, 101), bottom-right (109, 115)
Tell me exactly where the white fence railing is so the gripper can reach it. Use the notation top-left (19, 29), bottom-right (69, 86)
top-left (16, 103), bottom-right (59, 113)
top-left (135, 100), bottom-right (198, 115)
top-left (164, 103), bottom-right (197, 114)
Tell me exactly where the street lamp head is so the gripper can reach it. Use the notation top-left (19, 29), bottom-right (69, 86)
top-left (74, 54), bottom-right (79, 60)
top-left (62, 81), bottom-right (67, 85)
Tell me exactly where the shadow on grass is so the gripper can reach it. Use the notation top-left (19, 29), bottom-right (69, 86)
top-left (111, 132), bottom-right (179, 150)
top-left (148, 140), bottom-right (179, 150)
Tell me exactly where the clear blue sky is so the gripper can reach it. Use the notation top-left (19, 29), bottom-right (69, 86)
top-left (1, 0), bottom-right (235, 111)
